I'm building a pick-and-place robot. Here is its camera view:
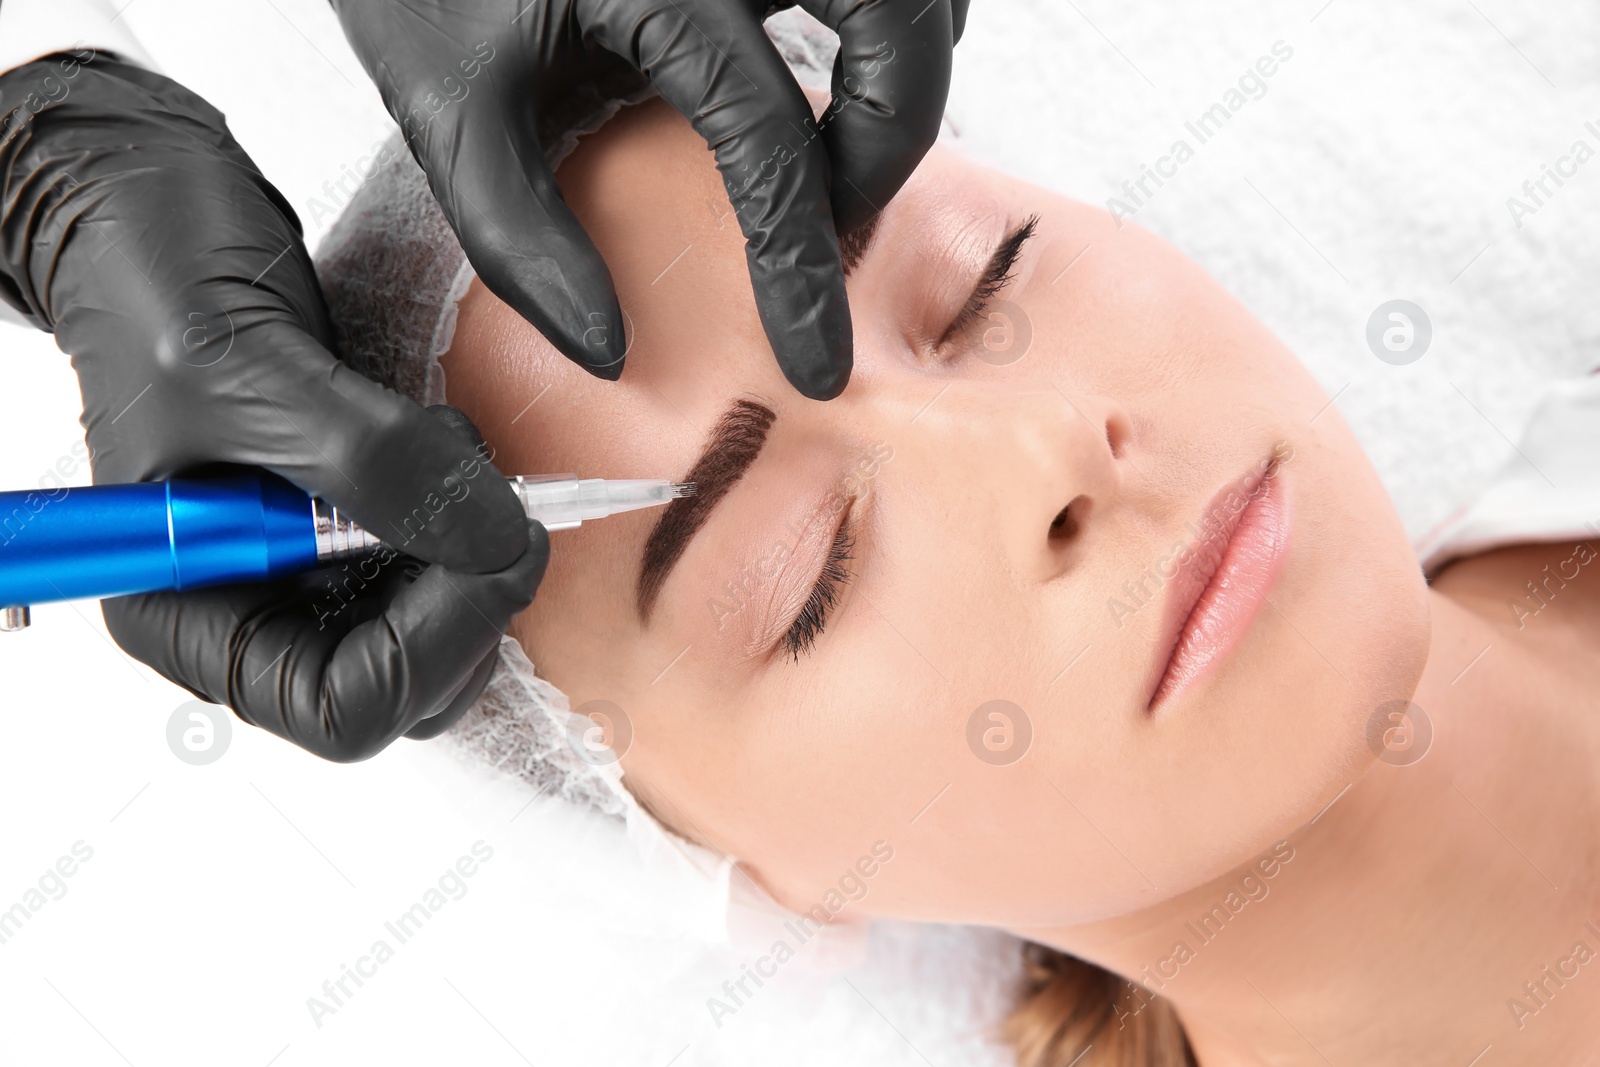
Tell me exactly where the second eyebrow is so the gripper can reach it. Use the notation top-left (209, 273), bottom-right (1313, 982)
top-left (636, 398), bottom-right (777, 621)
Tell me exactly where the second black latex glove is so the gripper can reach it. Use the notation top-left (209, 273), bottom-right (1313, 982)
top-left (331, 0), bottom-right (970, 400)
top-left (0, 54), bottom-right (548, 760)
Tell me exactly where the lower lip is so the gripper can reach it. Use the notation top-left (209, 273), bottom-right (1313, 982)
top-left (1148, 465), bottom-right (1291, 711)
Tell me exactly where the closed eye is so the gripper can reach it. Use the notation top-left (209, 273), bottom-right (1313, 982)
top-left (937, 214), bottom-right (1039, 349)
top-left (781, 506), bottom-right (855, 662)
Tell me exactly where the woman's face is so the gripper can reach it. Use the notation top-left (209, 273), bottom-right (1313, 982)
top-left (440, 97), bottom-right (1430, 929)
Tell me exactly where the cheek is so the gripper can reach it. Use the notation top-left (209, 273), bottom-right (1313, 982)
top-left (696, 645), bottom-right (1014, 924)
top-left (693, 497), bottom-right (1118, 927)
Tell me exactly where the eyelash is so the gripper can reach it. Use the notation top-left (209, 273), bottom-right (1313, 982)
top-left (782, 520), bottom-right (855, 662)
top-left (937, 214), bottom-right (1040, 350)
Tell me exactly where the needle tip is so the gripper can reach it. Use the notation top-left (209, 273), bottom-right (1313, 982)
top-left (669, 482), bottom-right (697, 499)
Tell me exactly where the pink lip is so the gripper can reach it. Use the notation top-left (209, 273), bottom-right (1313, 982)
top-left (1145, 457), bottom-right (1291, 712)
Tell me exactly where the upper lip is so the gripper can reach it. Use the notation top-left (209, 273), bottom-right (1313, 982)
top-left (1144, 459), bottom-right (1276, 709)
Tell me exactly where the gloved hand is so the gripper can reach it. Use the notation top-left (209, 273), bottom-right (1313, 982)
top-left (330, 0), bottom-right (970, 400)
top-left (0, 54), bottom-right (548, 761)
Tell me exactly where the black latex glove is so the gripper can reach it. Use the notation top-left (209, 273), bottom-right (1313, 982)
top-left (330, 0), bottom-right (970, 400)
top-left (0, 53), bottom-right (548, 761)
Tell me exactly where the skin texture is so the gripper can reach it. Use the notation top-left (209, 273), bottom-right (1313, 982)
top-left (440, 97), bottom-right (1600, 1063)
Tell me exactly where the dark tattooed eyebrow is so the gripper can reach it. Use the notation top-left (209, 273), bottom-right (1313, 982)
top-left (839, 210), bottom-right (884, 276)
top-left (636, 398), bottom-right (777, 621)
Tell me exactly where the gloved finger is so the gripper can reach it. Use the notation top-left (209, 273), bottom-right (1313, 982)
top-left (403, 645), bottom-right (501, 740)
top-left (952, 0), bottom-right (970, 44)
top-left (585, 0), bottom-right (852, 400)
top-left (405, 404), bottom-right (503, 739)
top-left (98, 317), bottom-right (530, 576)
top-left (425, 403), bottom-right (490, 452)
top-left (794, 0), bottom-right (954, 236)
top-left (102, 519), bottom-right (550, 762)
top-left (407, 87), bottom-right (627, 378)
top-left (255, 347), bottom-right (528, 575)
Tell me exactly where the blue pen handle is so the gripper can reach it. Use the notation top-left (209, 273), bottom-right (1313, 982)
top-left (0, 471), bottom-right (319, 610)
top-left (0, 470), bottom-right (689, 632)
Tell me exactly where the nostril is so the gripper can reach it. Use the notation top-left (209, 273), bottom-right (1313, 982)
top-left (1105, 412), bottom-right (1130, 460)
top-left (1050, 495), bottom-right (1086, 541)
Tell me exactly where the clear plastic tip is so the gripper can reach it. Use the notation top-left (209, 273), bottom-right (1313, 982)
top-left (510, 475), bottom-right (695, 530)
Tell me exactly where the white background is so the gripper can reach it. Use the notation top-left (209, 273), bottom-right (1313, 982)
top-left (1, 1), bottom-right (1597, 1064)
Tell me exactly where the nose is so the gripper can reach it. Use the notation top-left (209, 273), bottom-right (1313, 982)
top-left (911, 384), bottom-right (1133, 583)
top-left (1030, 391), bottom-right (1132, 582)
